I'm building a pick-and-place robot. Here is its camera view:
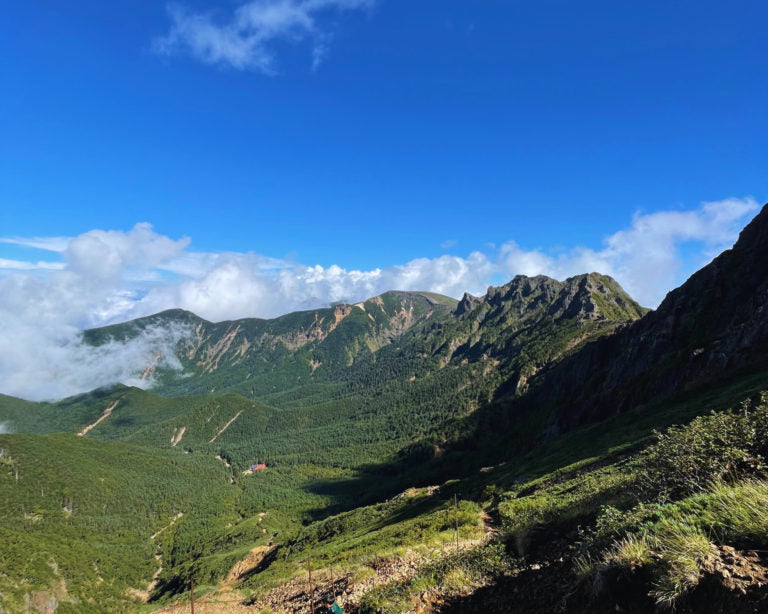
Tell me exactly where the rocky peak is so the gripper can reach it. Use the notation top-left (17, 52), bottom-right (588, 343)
top-left (475, 273), bottom-right (644, 325)
top-left (455, 292), bottom-right (482, 316)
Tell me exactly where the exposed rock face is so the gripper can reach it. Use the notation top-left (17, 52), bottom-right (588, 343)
top-left (485, 273), bottom-right (645, 321)
top-left (441, 273), bottom-right (646, 373)
top-left (455, 292), bottom-right (482, 316)
top-left (531, 202), bottom-right (768, 430)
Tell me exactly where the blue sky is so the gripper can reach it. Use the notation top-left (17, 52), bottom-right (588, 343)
top-left (0, 0), bottom-right (766, 399)
top-left (2, 1), bottom-right (765, 264)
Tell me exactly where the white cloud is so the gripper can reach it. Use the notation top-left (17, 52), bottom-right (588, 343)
top-left (0, 422), bottom-right (9, 434)
top-left (123, 250), bottom-right (494, 322)
top-left (0, 258), bottom-right (65, 271)
top-left (0, 317), bottom-right (191, 402)
top-left (154, 0), bottom-right (374, 74)
top-left (497, 197), bottom-right (760, 307)
top-left (0, 197), bottom-right (760, 400)
top-left (64, 222), bottom-right (190, 280)
top-left (0, 221), bottom-right (493, 400)
top-left (440, 239), bottom-right (458, 249)
top-left (0, 236), bottom-right (70, 252)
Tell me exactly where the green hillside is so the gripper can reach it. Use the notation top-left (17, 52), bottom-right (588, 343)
top-left (82, 291), bottom-right (458, 399)
top-left (0, 275), bottom-right (652, 612)
top-left (0, 434), bottom-right (231, 612)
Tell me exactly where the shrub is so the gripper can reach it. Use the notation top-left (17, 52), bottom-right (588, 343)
top-left (498, 466), bottom-right (635, 555)
top-left (637, 394), bottom-right (768, 502)
top-left (605, 534), bottom-right (654, 569)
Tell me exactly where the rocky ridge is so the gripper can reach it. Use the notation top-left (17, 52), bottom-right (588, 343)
top-left (524, 203), bottom-right (768, 431)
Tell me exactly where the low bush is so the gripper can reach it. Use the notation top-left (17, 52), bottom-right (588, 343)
top-left (637, 393), bottom-right (768, 502)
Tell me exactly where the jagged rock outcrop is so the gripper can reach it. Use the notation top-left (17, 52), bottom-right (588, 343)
top-left (455, 292), bottom-right (482, 316)
top-left (441, 273), bottom-right (645, 370)
top-left (482, 273), bottom-right (645, 322)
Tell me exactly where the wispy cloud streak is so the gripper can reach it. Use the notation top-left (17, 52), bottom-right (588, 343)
top-left (0, 259), bottom-right (65, 271)
top-left (154, 0), bottom-right (374, 73)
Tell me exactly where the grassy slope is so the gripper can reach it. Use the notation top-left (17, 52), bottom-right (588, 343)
top-left (0, 333), bottom-right (742, 611)
top-left (154, 364), bottom-right (768, 612)
top-left (349, 369), bottom-right (768, 613)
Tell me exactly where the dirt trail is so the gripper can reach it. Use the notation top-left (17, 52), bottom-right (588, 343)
top-left (151, 512), bottom-right (184, 541)
top-left (150, 503), bottom-right (493, 613)
top-left (210, 411), bottom-right (243, 443)
top-left (151, 596), bottom-right (253, 613)
top-left (249, 534), bottom-right (489, 614)
top-left (77, 400), bottom-right (120, 437)
top-left (215, 454), bottom-right (231, 468)
top-left (127, 554), bottom-right (164, 603)
top-left (149, 535), bottom-right (489, 614)
top-left (170, 426), bottom-right (186, 447)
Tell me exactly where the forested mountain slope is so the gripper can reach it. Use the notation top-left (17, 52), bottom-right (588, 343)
top-left (0, 272), bottom-right (648, 612)
top-left (83, 291), bottom-right (458, 398)
top-left (81, 272), bottom-right (646, 418)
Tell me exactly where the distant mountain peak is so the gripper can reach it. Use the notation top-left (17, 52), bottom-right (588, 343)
top-left (463, 272), bottom-right (646, 324)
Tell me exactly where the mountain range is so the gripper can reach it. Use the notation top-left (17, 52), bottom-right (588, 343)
top-left (1, 204), bottom-right (768, 613)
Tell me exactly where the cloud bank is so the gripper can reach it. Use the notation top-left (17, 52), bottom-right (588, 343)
top-left (0, 197), bottom-right (759, 400)
top-left (154, 0), bottom-right (374, 74)
top-left (497, 197), bottom-right (760, 308)
top-left (0, 320), bottom-right (190, 403)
